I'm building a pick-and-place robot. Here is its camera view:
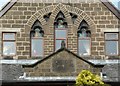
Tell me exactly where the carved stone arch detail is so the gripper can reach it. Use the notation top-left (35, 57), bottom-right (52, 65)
top-left (27, 5), bottom-right (55, 27)
top-left (27, 12), bottom-right (45, 27)
top-left (65, 5), bottom-right (83, 15)
top-left (50, 3), bottom-right (73, 25)
top-left (27, 4), bottom-right (96, 32)
top-left (74, 12), bottom-right (96, 32)
top-left (38, 5), bottom-right (55, 15)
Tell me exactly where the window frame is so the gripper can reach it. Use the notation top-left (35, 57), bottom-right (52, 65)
top-left (105, 32), bottom-right (119, 56)
top-left (30, 20), bottom-right (44, 58)
top-left (54, 28), bottom-right (67, 51)
top-left (78, 37), bottom-right (91, 56)
top-left (31, 34), bottom-right (44, 57)
top-left (2, 32), bottom-right (16, 57)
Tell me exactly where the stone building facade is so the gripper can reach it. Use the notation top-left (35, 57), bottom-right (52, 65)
top-left (0, 0), bottom-right (120, 85)
top-left (23, 48), bottom-right (103, 77)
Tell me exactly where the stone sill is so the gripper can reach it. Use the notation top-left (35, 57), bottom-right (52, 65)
top-left (19, 76), bottom-right (76, 81)
top-left (0, 59), bottom-right (120, 65)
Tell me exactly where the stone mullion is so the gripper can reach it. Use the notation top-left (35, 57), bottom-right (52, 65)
top-left (44, 23), bottom-right (54, 57)
top-left (67, 25), bottom-right (77, 53)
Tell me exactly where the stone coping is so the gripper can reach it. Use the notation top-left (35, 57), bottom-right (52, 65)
top-left (2, 76), bottom-right (117, 82)
top-left (0, 60), bottom-right (39, 65)
top-left (19, 76), bottom-right (76, 81)
top-left (22, 76), bottom-right (118, 82)
top-left (88, 60), bottom-right (120, 65)
top-left (0, 59), bottom-right (119, 65)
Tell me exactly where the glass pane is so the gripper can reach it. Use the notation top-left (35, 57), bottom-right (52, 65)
top-left (34, 32), bottom-right (42, 37)
top-left (105, 41), bottom-right (118, 55)
top-left (55, 40), bottom-right (66, 51)
top-left (58, 19), bottom-right (65, 28)
top-left (31, 32), bottom-right (35, 37)
top-left (3, 42), bottom-right (16, 55)
top-left (55, 30), bottom-right (66, 39)
top-left (78, 39), bottom-right (90, 56)
top-left (105, 33), bottom-right (118, 40)
top-left (31, 39), bottom-right (43, 57)
top-left (82, 30), bottom-right (87, 37)
top-left (78, 32), bottom-right (82, 37)
top-left (3, 33), bottom-right (15, 40)
top-left (34, 28), bottom-right (43, 37)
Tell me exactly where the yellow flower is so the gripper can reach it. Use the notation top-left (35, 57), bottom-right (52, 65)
top-left (76, 70), bottom-right (104, 86)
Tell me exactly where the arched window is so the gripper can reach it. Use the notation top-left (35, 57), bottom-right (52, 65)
top-left (77, 20), bottom-right (91, 56)
top-left (30, 20), bottom-right (44, 57)
top-left (54, 11), bottom-right (67, 51)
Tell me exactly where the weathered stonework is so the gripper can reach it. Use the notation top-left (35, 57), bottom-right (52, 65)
top-left (1, 64), bottom-right (23, 80)
top-left (0, 0), bottom-right (119, 83)
top-left (23, 49), bottom-right (103, 77)
top-left (0, 1), bottom-right (119, 60)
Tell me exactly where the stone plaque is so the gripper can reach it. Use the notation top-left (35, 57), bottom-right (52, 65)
top-left (52, 59), bottom-right (75, 73)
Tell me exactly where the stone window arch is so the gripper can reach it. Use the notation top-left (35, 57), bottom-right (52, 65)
top-left (30, 20), bottom-right (44, 57)
top-left (54, 11), bottom-right (68, 51)
top-left (77, 20), bottom-right (91, 56)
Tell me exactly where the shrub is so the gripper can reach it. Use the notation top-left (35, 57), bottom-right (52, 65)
top-left (76, 70), bottom-right (110, 86)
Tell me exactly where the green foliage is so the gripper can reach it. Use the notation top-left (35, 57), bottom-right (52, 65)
top-left (76, 70), bottom-right (109, 86)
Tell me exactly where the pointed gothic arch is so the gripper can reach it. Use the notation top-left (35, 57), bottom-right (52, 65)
top-left (74, 12), bottom-right (96, 32)
top-left (26, 3), bottom-right (96, 31)
top-left (54, 11), bottom-right (68, 51)
top-left (30, 20), bottom-right (44, 57)
top-left (49, 3), bottom-right (73, 25)
top-left (77, 20), bottom-right (91, 56)
top-left (25, 3), bottom-right (96, 58)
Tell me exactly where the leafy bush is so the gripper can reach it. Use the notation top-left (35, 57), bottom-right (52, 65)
top-left (76, 70), bottom-right (110, 86)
